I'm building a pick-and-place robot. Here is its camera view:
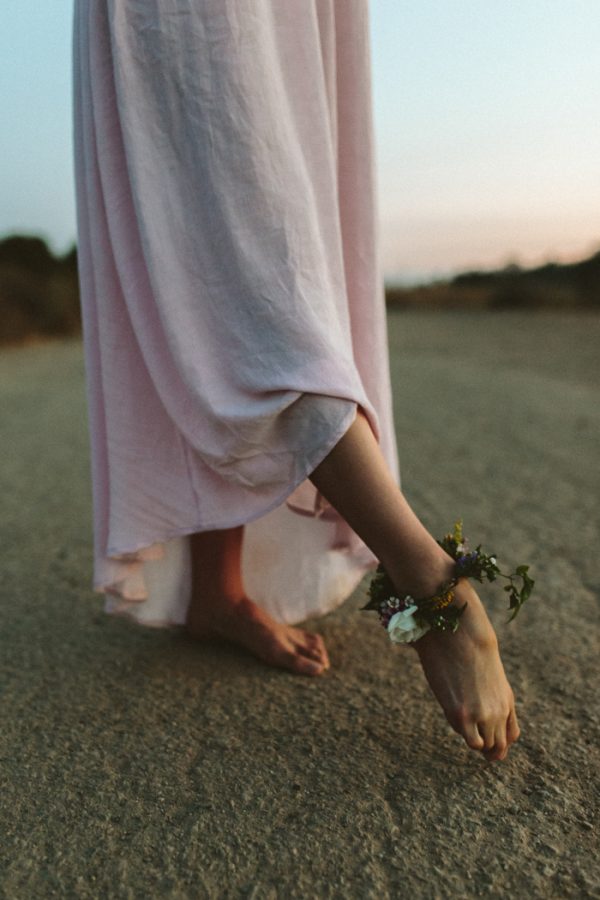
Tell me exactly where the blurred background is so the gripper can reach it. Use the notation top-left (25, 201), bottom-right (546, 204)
top-left (1, 0), bottom-right (599, 344)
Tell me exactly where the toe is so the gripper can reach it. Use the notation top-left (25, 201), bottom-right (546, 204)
top-left (483, 740), bottom-right (508, 762)
top-left (506, 707), bottom-right (521, 745)
top-left (316, 635), bottom-right (330, 668)
top-left (479, 721), bottom-right (497, 752)
top-left (276, 643), bottom-right (325, 677)
top-left (294, 631), bottom-right (330, 669)
top-left (295, 642), bottom-right (326, 666)
top-left (487, 735), bottom-right (508, 761)
top-left (480, 719), bottom-right (508, 761)
top-left (291, 652), bottom-right (326, 676)
top-left (462, 721), bottom-right (485, 751)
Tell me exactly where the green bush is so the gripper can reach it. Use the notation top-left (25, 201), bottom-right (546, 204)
top-left (0, 235), bottom-right (81, 345)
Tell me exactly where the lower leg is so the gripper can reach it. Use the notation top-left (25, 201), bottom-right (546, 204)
top-left (308, 406), bottom-right (520, 761)
top-left (188, 525), bottom-right (246, 602)
top-left (307, 408), bottom-right (457, 598)
top-left (186, 406), bottom-right (519, 759)
top-left (186, 525), bottom-right (331, 676)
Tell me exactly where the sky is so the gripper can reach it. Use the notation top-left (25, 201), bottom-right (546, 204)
top-left (1, 1), bottom-right (599, 283)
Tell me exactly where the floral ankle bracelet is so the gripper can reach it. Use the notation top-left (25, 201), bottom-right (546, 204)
top-left (361, 520), bottom-right (534, 644)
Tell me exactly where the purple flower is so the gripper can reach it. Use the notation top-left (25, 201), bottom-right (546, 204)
top-left (456, 551), bottom-right (479, 569)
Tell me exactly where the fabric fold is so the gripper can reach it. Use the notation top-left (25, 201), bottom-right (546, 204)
top-left (72, 0), bottom-right (400, 627)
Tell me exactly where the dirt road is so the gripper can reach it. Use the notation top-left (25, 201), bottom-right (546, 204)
top-left (1, 311), bottom-right (598, 898)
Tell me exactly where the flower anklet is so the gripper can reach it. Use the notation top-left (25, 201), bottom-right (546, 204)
top-left (361, 520), bottom-right (534, 644)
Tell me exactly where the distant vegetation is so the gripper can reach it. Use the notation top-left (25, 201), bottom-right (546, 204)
top-left (0, 235), bottom-right (80, 345)
top-left (386, 249), bottom-right (600, 310)
top-left (0, 233), bottom-right (598, 346)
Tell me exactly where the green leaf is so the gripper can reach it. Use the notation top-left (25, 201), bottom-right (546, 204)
top-left (506, 567), bottom-right (535, 622)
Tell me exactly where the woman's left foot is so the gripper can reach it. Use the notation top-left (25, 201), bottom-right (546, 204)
top-left (412, 578), bottom-right (520, 761)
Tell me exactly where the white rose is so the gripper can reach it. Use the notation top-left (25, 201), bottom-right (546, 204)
top-left (387, 605), bottom-right (430, 644)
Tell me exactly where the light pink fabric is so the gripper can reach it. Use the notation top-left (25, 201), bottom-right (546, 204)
top-left (72, 0), bottom-right (400, 627)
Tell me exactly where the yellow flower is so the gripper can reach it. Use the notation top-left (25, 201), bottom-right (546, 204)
top-left (432, 587), bottom-right (455, 610)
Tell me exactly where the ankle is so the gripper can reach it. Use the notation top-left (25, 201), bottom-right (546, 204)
top-left (385, 546), bottom-right (456, 601)
top-left (191, 567), bottom-right (245, 601)
top-left (187, 579), bottom-right (248, 623)
top-left (453, 580), bottom-right (498, 642)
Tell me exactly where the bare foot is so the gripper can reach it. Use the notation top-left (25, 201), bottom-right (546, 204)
top-left (185, 591), bottom-right (330, 677)
top-left (412, 578), bottom-right (520, 761)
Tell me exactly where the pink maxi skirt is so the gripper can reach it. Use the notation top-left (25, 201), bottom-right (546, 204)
top-left (71, 0), bottom-right (400, 627)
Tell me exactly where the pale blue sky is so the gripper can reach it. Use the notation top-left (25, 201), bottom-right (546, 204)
top-left (1, 1), bottom-right (599, 282)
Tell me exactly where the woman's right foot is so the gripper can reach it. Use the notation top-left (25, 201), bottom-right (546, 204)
top-left (185, 590), bottom-right (331, 677)
top-left (411, 578), bottom-right (520, 761)
top-left (187, 525), bottom-right (330, 677)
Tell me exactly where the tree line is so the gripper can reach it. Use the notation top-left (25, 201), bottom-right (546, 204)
top-left (1, 233), bottom-right (598, 346)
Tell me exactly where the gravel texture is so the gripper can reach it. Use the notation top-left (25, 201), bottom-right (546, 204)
top-left (1, 311), bottom-right (598, 899)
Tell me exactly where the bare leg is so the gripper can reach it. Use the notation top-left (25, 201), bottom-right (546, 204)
top-left (307, 407), bottom-right (520, 761)
top-left (185, 405), bottom-right (519, 760)
top-left (185, 525), bottom-right (331, 677)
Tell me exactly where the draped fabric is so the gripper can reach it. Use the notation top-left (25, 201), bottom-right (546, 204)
top-left (72, 0), bottom-right (400, 627)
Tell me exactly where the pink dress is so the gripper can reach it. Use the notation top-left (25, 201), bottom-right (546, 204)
top-left (72, 0), bottom-right (400, 627)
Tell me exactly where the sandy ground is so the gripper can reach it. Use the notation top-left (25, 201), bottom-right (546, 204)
top-left (1, 310), bottom-right (599, 899)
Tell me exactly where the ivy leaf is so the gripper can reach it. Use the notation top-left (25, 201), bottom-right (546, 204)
top-left (360, 564), bottom-right (398, 611)
top-left (506, 566), bottom-right (535, 622)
